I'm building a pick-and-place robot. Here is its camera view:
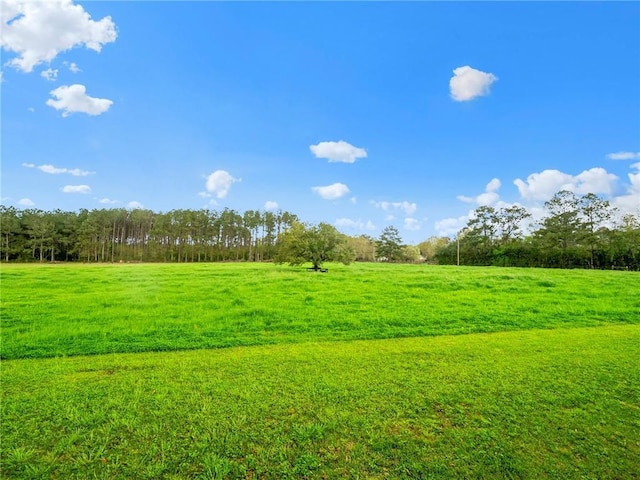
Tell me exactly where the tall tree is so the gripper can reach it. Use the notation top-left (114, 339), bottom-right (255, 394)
top-left (376, 226), bottom-right (404, 262)
top-left (579, 193), bottom-right (615, 268)
top-left (534, 190), bottom-right (582, 268)
top-left (495, 205), bottom-right (531, 243)
top-left (0, 206), bottom-right (22, 261)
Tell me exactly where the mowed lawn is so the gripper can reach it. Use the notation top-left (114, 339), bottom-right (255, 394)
top-left (1, 263), bottom-right (639, 479)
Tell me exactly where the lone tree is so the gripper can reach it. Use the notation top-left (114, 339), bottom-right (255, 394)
top-left (274, 221), bottom-right (355, 271)
top-left (376, 225), bottom-right (404, 261)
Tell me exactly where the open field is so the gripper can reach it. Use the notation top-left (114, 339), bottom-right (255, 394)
top-left (1, 262), bottom-right (639, 359)
top-left (2, 326), bottom-right (639, 479)
top-left (2, 263), bottom-right (639, 478)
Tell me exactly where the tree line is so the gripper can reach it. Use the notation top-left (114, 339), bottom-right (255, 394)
top-left (1, 190), bottom-right (638, 269)
top-left (428, 191), bottom-right (640, 270)
top-left (0, 207), bottom-right (298, 263)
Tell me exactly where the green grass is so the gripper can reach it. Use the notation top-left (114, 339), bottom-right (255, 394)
top-left (2, 325), bottom-right (639, 479)
top-left (2, 263), bottom-right (639, 478)
top-left (1, 262), bottom-right (639, 359)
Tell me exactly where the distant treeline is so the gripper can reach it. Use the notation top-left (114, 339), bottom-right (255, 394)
top-left (0, 207), bottom-right (298, 263)
top-left (428, 191), bottom-right (640, 270)
top-left (1, 190), bottom-right (639, 269)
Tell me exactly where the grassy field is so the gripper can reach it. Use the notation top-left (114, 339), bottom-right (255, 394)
top-left (1, 263), bottom-right (639, 478)
top-left (2, 262), bottom-right (639, 359)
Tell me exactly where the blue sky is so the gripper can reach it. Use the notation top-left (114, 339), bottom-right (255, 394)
top-left (2, 1), bottom-right (639, 244)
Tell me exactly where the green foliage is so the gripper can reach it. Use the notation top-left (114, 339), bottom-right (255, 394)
top-left (435, 191), bottom-right (639, 269)
top-left (274, 222), bottom-right (355, 270)
top-left (417, 236), bottom-right (450, 264)
top-left (376, 225), bottom-right (404, 261)
top-left (344, 234), bottom-right (376, 262)
top-left (0, 206), bottom-right (298, 263)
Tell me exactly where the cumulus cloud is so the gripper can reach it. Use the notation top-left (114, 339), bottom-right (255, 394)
top-left (612, 162), bottom-right (640, 214)
top-left (264, 201), bottom-right (279, 210)
top-left (312, 182), bottom-right (350, 200)
top-left (309, 140), bottom-right (367, 163)
top-left (572, 168), bottom-right (618, 195)
top-left (404, 218), bottom-right (421, 231)
top-left (46, 84), bottom-right (113, 117)
top-left (435, 215), bottom-right (469, 237)
top-left (23, 162), bottom-right (93, 176)
top-left (127, 201), bottom-right (143, 209)
top-left (62, 184), bottom-right (91, 194)
top-left (437, 164), bottom-right (639, 237)
top-left (457, 178), bottom-right (501, 206)
top-left (606, 151), bottom-right (640, 161)
top-left (335, 218), bottom-right (376, 231)
top-left (372, 200), bottom-right (417, 216)
top-left (513, 170), bottom-right (573, 201)
top-left (97, 198), bottom-right (119, 204)
top-left (40, 68), bottom-right (58, 81)
top-left (1, 0), bottom-right (117, 73)
top-left (205, 170), bottom-right (240, 199)
top-left (18, 198), bottom-right (35, 207)
top-left (449, 66), bottom-right (498, 102)
top-left (66, 61), bottom-right (80, 73)
top-left (514, 168), bottom-right (618, 201)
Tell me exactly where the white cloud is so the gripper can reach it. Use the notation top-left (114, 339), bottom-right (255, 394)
top-left (198, 191), bottom-right (212, 198)
top-left (40, 68), bottom-right (58, 81)
top-left (404, 217), bottom-right (421, 231)
top-left (435, 215), bottom-right (469, 237)
top-left (486, 178), bottom-right (501, 192)
top-left (17, 198), bottom-right (35, 207)
top-left (46, 84), bottom-right (113, 117)
top-left (438, 164), bottom-right (639, 237)
top-left (61, 184), bottom-right (90, 194)
top-left (1, 0), bottom-right (117, 73)
top-left (457, 178), bottom-right (501, 206)
top-left (573, 168), bottom-right (618, 195)
top-left (127, 201), bottom-right (143, 209)
top-left (205, 170), bottom-right (240, 199)
top-left (514, 168), bottom-right (618, 201)
top-left (612, 162), bottom-right (640, 214)
top-left (449, 65), bottom-right (498, 102)
top-left (309, 140), bottom-right (367, 163)
top-left (312, 182), bottom-right (350, 200)
top-left (335, 218), bottom-right (376, 231)
top-left (97, 198), bottom-right (119, 204)
top-left (606, 151), bottom-right (640, 161)
top-left (514, 170), bottom-right (573, 201)
top-left (66, 61), bottom-right (80, 73)
top-left (24, 162), bottom-right (93, 176)
top-left (264, 201), bottom-right (279, 210)
top-left (372, 200), bottom-right (417, 216)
